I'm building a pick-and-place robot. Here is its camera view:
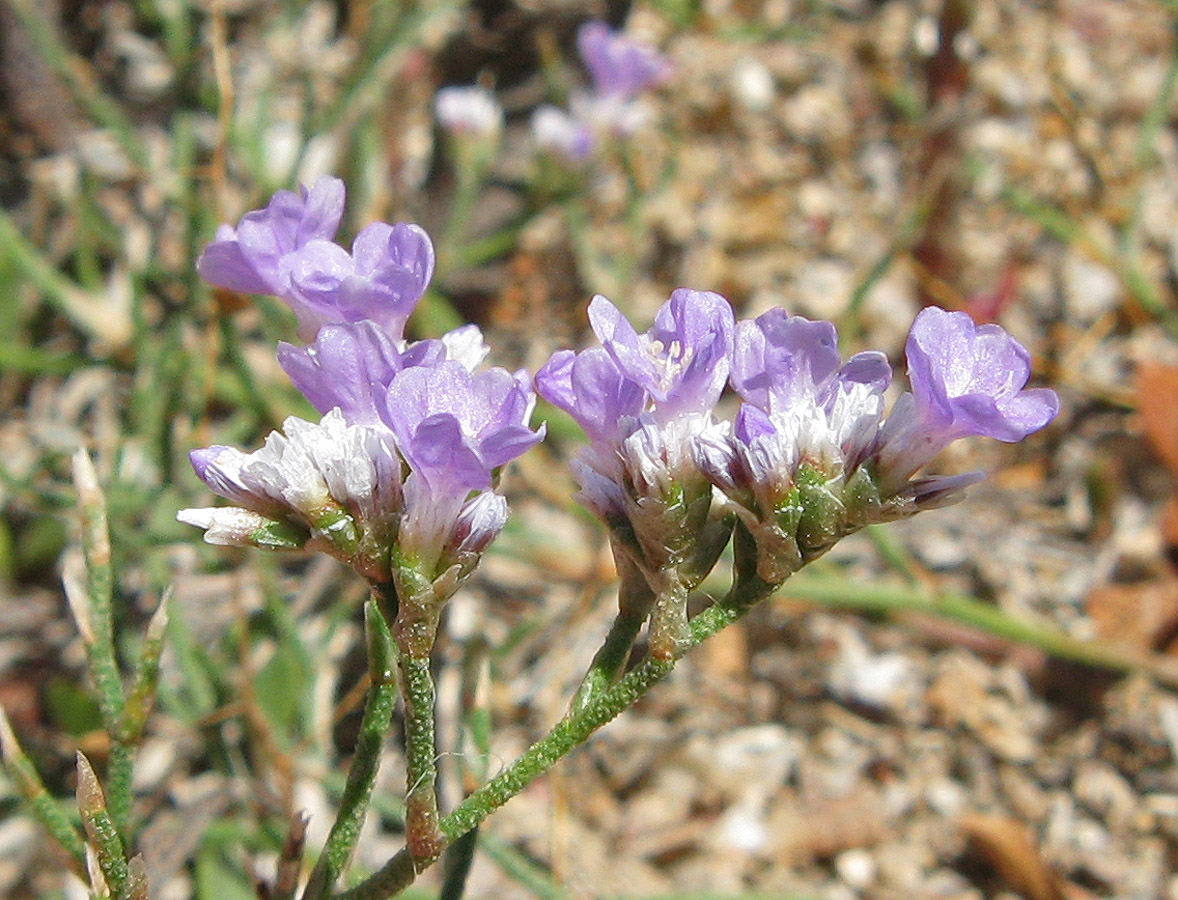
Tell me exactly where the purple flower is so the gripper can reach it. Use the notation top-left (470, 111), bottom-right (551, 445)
top-left (533, 106), bottom-right (595, 161)
top-left (282, 221), bottom-right (435, 341)
top-left (276, 321), bottom-right (451, 426)
top-left (196, 176), bottom-right (345, 297)
top-left (878, 307), bottom-right (1059, 489)
top-left (535, 346), bottom-right (647, 446)
top-left (906, 307), bottom-right (1059, 442)
top-left (577, 21), bottom-right (671, 100)
top-left (375, 360), bottom-right (543, 574)
top-left (694, 311), bottom-right (893, 579)
top-left (728, 310), bottom-right (891, 474)
top-left (379, 361), bottom-right (543, 497)
top-left (589, 290), bottom-right (735, 422)
top-left (536, 289), bottom-right (734, 625)
top-left (197, 179), bottom-right (435, 342)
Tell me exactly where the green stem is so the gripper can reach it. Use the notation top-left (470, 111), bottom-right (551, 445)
top-left (387, 569), bottom-right (445, 869)
top-left (569, 563), bottom-right (653, 715)
top-left (123, 599), bottom-right (169, 742)
top-left (646, 570), bottom-right (690, 662)
top-left (334, 575), bottom-right (777, 900)
top-left (105, 743), bottom-right (134, 835)
top-left (398, 649), bottom-right (443, 865)
top-left (0, 709), bottom-right (86, 873)
top-left (72, 451), bottom-right (132, 835)
top-left (304, 601), bottom-right (400, 900)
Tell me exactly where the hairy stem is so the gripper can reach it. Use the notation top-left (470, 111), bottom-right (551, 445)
top-left (303, 600), bottom-right (399, 900)
top-left (334, 572), bottom-right (777, 900)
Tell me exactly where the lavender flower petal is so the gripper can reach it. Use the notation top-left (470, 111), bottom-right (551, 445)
top-left (285, 222), bottom-right (435, 340)
top-left (589, 289), bottom-right (733, 420)
top-left (535, 346), bottom-right (646, 446)
top-left (196, 176), bottom-right (345, 297)
top-left (380, 360), bottom-right (543, 494)
top-left (577, 21), bottom-right (671, 99)
top-left (905, 307), bottom-right (1058, 441)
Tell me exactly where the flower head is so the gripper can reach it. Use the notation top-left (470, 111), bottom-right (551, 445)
top-left (878, 307), bottom-right (1059, 490)
top-left (532, 106), bottom-right (595, 161)
top-left (197, 180), bottom-right (435, 342)
top-left (196, 176), bottom-right (345, 297)
top-left (698, 305), bottom-right (1059, 582)
top-left (588, 289), bottom-right (734, 422)
top-left (435, 85), bottom-right (504, 138)
top-left (380, 361), bottom-right (543, 497)
top-left (536, 289), bottom-right (735, 628)
top-left (282, 221), bottom-right (435, 341)
top-left (577, 21), bottom-right (671, 100)
top-left (181, 410), bottom-right (403, 580)
top-left (371, 360), bottom-right (543, 577)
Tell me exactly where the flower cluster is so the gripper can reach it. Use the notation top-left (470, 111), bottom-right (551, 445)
top-left (183, 179), bottom-right (1058, 640)
top-left (197, 177), bottom-right (434, 342)
top-left (539, 294), bottom-right (1059, 611)
top-left (532, 20), bottom-right (671, 160)
top-left (182, 180), bottom-right (543, 598)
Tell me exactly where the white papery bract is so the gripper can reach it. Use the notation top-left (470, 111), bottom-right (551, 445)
top-left (182, 410), bottom-right (404, 581)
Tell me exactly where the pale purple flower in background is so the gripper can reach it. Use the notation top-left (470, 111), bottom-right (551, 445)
top-left (196, 176), bottom-right (345, 297)
top-left (282, 221), bottom-right (435, 341)
top-left (878, 307), bottom-right (1059, 491)
top-left (577, 21), bottom-right (671, 99)
top-left (435, 85), bottom-right (504, 138)
top-left (532, 106), bottom-right (595, 160)
top-left (529, 20), bottom-right (671, 156)
top-left (569, 90), bottom-right (650, 137)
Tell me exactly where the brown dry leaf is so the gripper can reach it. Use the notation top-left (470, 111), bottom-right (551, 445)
top-left (1085, 579), bottom-right (1178, 654)
top-left (1134, 363), bottom-right (1178, 478)
top-left (959, 814), bottom-right (1067, 900)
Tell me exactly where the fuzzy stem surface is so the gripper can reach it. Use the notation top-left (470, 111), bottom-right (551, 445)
top-left (334, 573), bottom-right (777, 900)
top-left (303, 600), bottom-right (399, 900)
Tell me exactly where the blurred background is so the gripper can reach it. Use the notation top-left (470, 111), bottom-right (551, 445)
top-left (2, 0), bottom-right (1178, 898)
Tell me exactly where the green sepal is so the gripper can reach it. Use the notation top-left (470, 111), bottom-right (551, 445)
top-left (795, 464), bottom-right (846, 555)
top-left (251, 518), bottom-right (312, 550)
